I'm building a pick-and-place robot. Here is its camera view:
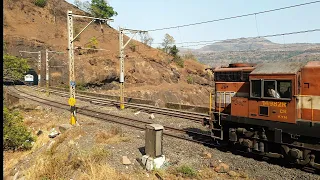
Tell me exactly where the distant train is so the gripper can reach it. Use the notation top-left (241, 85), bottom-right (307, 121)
top-left (24, 69), bottom-right (38, 86)
top-left (203, 61), bottom-right (320, 170)
top-left (24, 74), bottom-right (34, 85)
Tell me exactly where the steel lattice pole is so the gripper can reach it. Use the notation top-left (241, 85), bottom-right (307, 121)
top-left (67, 10), bottom-right (77, 125)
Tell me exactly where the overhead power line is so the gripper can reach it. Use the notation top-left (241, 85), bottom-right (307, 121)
top-left (153, 39), bottom-right (222, 45)
top-left (176, 29), bottom-right (320, 48)
top-left (115, 28), bottom-right (319, 55)
top-left (147, 1), bottom-right (320, 32)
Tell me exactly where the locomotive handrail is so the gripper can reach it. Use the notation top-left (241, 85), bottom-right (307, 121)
top-left (219, 93), bottom-right (221, 126)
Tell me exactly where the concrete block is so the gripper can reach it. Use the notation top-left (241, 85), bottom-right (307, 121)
top-left (141, 155), bottom-right (165, 171)
top-left (59, 124), bottom-right (73, 133)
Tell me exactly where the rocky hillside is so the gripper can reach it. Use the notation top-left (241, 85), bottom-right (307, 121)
top-left (180, 38), bottom-right (320, 67)
top-left (4, 0), bottom-right (213, 106)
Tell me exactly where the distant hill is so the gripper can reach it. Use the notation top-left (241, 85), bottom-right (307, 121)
top-left (179, 37), bottom-right (320, 67)
top-left (199, 37), bottom-right (277, 52)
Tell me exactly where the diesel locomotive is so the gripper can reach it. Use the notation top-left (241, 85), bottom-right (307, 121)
top-left (203, 61), bottom-right (320, 170)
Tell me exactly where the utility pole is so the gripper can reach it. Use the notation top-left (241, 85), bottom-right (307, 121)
top-left (46, 49), bottom-right (49, 96)
top-left (19, 51), bottom-right (41, 87)
top-left (67, 10), bottom-right (113, 125)
top-left (46, 49), bottom-right (65, 96)
top-left (119, 28), bottom-right (147, 109)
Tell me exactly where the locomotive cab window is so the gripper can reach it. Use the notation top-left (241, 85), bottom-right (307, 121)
top-left (277, 81), bottom-right (292, 99)
top-left (251, 80), bottom-right (261, 98)
top-left (250, 79), bottom-right (292, 100)
top-left (264, 80), bottom-right (279, 98)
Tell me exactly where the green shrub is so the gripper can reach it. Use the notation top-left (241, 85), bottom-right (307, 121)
top-left (4, 54), bottom-right (30, 81)
top-left (187, 75), bottom-right (193, 84)
top-left (174, 56), bottom-right (184, 68)
top-left (3, 106), bottom-right (35, 151)
top-left (129, 43), bottom-right (136, 52)
top-left (175, 165), bottom-right (197, 178)
top-left (87, 37), bottom-right (98, 49)
top-left (76, 83), bottom-right (87, 91)
top-left (86, 37), bottom-right (99, 54)
top-left (34, 0), bottom-right (47, 7)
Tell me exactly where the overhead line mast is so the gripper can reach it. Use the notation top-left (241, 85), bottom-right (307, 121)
top-left (45, 49), bottom-right (65, 96)
top-left (67, 10), bottom-right (113, 125)
top-left (119, 28), bottom-right (147, 109)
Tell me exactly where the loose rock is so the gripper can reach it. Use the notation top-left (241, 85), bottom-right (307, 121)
top-left (48, 128), bottom-right (59, 138)
top-left (227, 170), bottom-right (239, 177)
top-left (47, 140), bottom-right (56, 151)
top-left (149, 113), bottom-right (155, 119)
top-left (209, 161), bottom-right (218, 168)
top-left (68, 140), bottom-right (75, 145)
top-left (134, 111), bottom-right (141, 115)
top-left (35, 106), bottom-right (44, 111)
top-left (239, 171), bottom-right (249, 178)
top-left (122, 156), bottom-right (131, 165)
top-left (17, 176), bottom-right (25, 180)
top-left (201, 151), bottom-right (212, 159)
top-left (13, 171), bottom-right (19, 180)
top-left (214, 163), bottom-right (229, 173)
top-left (22, 103), bottom-right (37, 111)
top-left (36, 130), bottom-right (43, 136)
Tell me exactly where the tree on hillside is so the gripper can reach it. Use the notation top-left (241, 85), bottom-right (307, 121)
top-left (169, 45), bottom-right (179, 57)
top-left (74, 0), bottom-right (91, 14)
top-left (91, 0), bottom-right (118, 18)
top-left (74, 0), bottom-right (117, 19)
top-left (161, 34), bottom-right (175, 53)
top-left (3, 54), bottom-right (30, 82)
top-left (140, 33), bottom-right (154, 47)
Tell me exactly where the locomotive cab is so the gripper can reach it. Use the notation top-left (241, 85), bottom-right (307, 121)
top-left (204, 62), bottom-right (320, 170)
top-left (232, 62), bottom-right (300, 124)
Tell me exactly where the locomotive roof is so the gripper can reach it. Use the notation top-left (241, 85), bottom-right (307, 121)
top-left (250, 62), bottom-right (307, 75)
top-left (214, 66), bottom-right (255, 72)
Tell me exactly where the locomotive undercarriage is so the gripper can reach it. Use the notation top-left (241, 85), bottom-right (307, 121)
top-left (202, 114), bottom-right (320, 170)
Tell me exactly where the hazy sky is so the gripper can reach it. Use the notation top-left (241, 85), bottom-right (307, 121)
top-left (66, 0), bottom-right (320, 49)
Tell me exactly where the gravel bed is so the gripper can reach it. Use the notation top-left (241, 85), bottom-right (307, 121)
top-left (12, 86), bottom-right (320, 180)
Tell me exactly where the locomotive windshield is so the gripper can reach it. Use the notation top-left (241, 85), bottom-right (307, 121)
top-left (250, 79), bottom-right (292, 99)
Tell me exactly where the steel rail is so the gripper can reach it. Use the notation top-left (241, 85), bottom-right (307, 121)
top-left (31, 86), bottom-right (209, 122)
top-left (11, 87), bottom-right (217, 147)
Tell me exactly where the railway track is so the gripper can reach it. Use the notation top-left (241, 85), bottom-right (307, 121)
top-left (8, 86), bottom-right (319, 174)
top-left (30, 86), bottom-right (209, 123)
top-left (10, 86), bottom-right (218, 147)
